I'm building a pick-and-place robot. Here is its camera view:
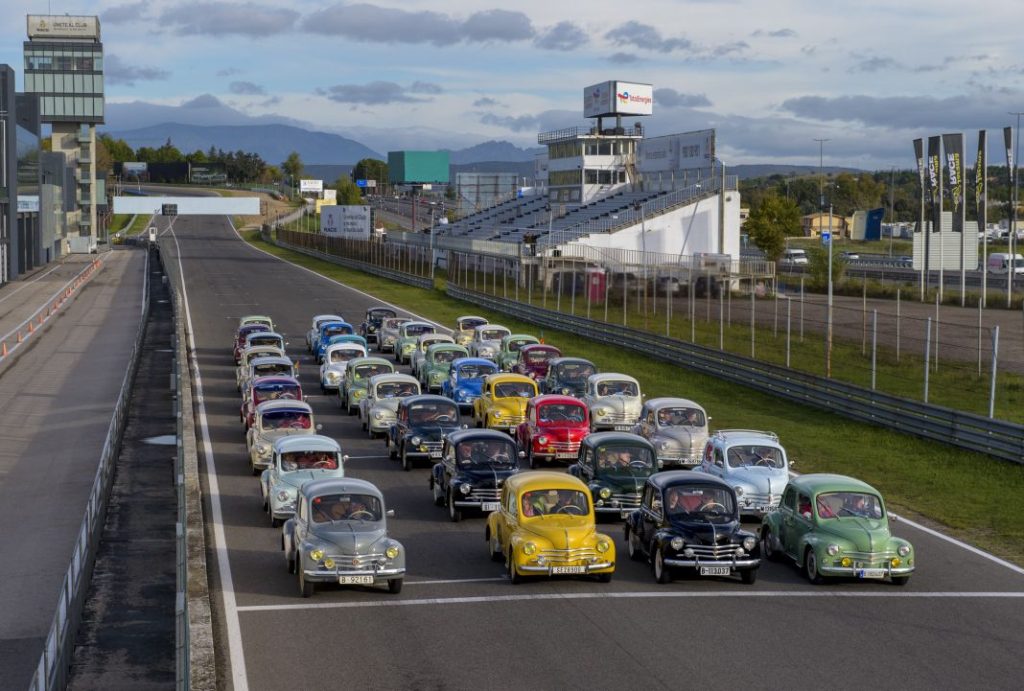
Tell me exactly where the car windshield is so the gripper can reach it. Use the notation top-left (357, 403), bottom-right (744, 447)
top-left (432, 350), bottom-right (458, 364)
top-left (245, 349), bottom-right (278, 364)
top-left (383, 318), bottom-right (408, 330)
top-left (329, 349), bottom-right (362, 363)
top-left (311, 493), bottom-right (382, 523)
top-left (495, 382), bottom-right (534, 398)
top-left (507, 338), bottom-right (534, 352)
top-left (246, 319), bottom-right (272, 328)
top-left (253, 362), bottom-right (291, 376)
top-left (595, 445), bottom-right (655, 473)
top-left (353, 365), bottom-right (387, 380)
top-left (538, 403), bottom-right (586, 423)
top-left (281, 451), bottom-right (339, 471)
top-left (656, 407), bottom-right (705, 427)
top-left (525, 349), bottom-right (557, 364)
top-left (323, 325), bottom-right (352, 338)
top-left (254, 382), bottom-right (300, 401)
top-left (377, 382), bottom-right (418, 398)
top-left (815, 491), bottom-right (884, 520)
top-left (370, 309), bottom-right (396, 320)
top-left (460, 318), bottom-right (487, 330)
top-left (238, 325), bottom-right (269, 340)
top-left (727, 445), bottom-right (786, 469)
top-left (481, 328), bottom-right (507, 340)
top-left (521, 489), bottom-right (589, 517)
top-left (554, 363), bottom-right (595, 381)
top-left (455, 439), bottom-right (517, 468)
top-left (458, 363), bottom-right (497, 379)
top-left (664, 487), bottom-right (735, 519)
top-left (249, 335), bottom-right (281, 347)
top-left (261, 410), bottom-right (312, 430)
top-left (409, 402), bottom-right (458, 423)
top-left (405, 324), bottom-right (434, 336)
top-left (595, 380), bottom-right (639, 396)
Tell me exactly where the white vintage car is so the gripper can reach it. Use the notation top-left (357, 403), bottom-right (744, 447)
top-left (467, 324), bottom-right (511, 361)
top-left (582, 373), bottom-right (643, 432)
top-left (359, 373), bottom-right (421, 439)
top-left (632, 397), bottom-right (709, 469)
top-left (319, 342), bottom-right (368, 393)
top-left (239, 355), bottom-right (297, 398)
top-left (410, 333), bottom-right (455, 378)
top-left (247, 400), bottom-right (321, 475)
top-left (695, 429), bottom-right (790, 516)
top-left (261, 435), bottom-right (346, 527)
top-left (235, 345), bottom-right (286, 390)
top-left (307, 314), bottom-right (345, 353)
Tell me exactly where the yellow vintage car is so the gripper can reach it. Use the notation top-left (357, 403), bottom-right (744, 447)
top-left (454, 315), bottom-right (488, 347)
top-left (485, 471), bottom-right (615, 583)
top-left (472, 373), bottom-right (537, 433)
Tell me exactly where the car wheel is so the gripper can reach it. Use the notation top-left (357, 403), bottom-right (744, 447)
top-left (388, 578), bottom-right (403, 594)
top-left (401, 445), bottom-right (412, 471)
top-left (596, 571), bottom-right (613, 583)
top-left (388, 439), bottom-right (398, 460)
top-left (527, 446), bottom-right (537, 470)
top-left (740, 568), bottom-right (758, 585)
top-left (361, 417), bottom-right (367, 431)
top-left (488, 530), bottom-right (503, 562)
top-left (891, 576), bottom-right (910, 587)
top-left (367, 424), bottom-right (376, 440)
top-left (653, 546), bottom-right (671, 584)
top-left (347, 402), bottom-right (356, 416)
top-left (298, 557), bottom-right (314, 598)
top-left (286, 549), bottom-right (295, 574)
top-left (271, 514), bottom-right (282, 529)
top-left (804, 547), bottom-right (825, 585)
top-left (432, 478), bottom-right (444, 507)
top-left (447, 490), bottom-right (462, 523)
top-left (761, 527), bottom-right (781, 562)
top-left (250, 459), bottom-right (260, 477)
top-left (626, 527), bottom-right (644, 562)
top-left (507, 551), bottom-right (522, 585)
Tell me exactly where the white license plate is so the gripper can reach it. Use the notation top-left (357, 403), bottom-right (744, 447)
top-left (551, 565), bottom-right (587, 575)
top-left (555, 452), bottom-right (576, 459)
top-left (699, 566), bottom-right (731, 576)
top-left (481, 502), bottom-right (500, 512)
top-left (429, 451), bottom-right (442, 458)
top-left (339, 575), bottom-right (375, 585)
top-left (856, 568), bottom-right (886, 579)
top-left (613, 424), bottom-right (633, 431)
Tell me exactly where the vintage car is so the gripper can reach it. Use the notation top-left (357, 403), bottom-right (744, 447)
top-left (359, 306), bottom-right (398, 344)
top-left (430, 429), bottom-right (521, 521)
top-left (496, 334), bottom-right (540, 372)
top-left (632, 397), bottom-right (709, 469)
top-left (516, 394), bottom-right (590, 468)
top-left (454, 315), bottom-right (489, 346)
top-left (761, 474), bottom-right (914, 585)
top-left (245, 330), bottom-right (286, 353)
top-left (387, 395), bottom-right (463, 471)
top-left (442, 357), bottom-right (499, 411)
top-left (238, 314), bottom-right (275, 331)
top-left (239, 355), bottom-right (297, 397)
top-left (695, 429), bottom-right (790, 516)
top-left (467, 324), bottom-right (512, 361)
top-left (339, 357), bottom-right (395, 415)
top-left (261, 435), bottom-right (346, 527)
top-left (241, 375), bottom-right (303, 430)
top-left (360, 373), bottom-right (421, 438)
top-left (472, 373), bottom-right (538, 433)
top-left (583, 373), bottom-right (643, 432)
top-left (410, 333), bottom-right (456, 378)
top-left (485, 471), bottom-right (615, 583)
top-left (513, 343), bottom-right (562, 380)
top-left (283, 477), bottom-right (405, 597)
top-left (540, 357), bottom-right (597, 397)
top-left (377, 316), bottom-right (412, 354)
top-left (319, 342), bottom-right (368, 393)
top-left (569, 432), bottom-right (657, 518)
top-left (246, 400), bottom-right (320, 475)
top-left (419, 343), bottom-right (470, 393)
top-left (233, 323), bottom-right (272, 363)
top-left (235, 344), bottom-right (286, 390)
top-left (625, 472), bottom-right (760, 584)
top-left (314, 323), bottom-right (357, 363)
top-left (395, 321), bottom-right (437, 364)
top-left (306, 314), bottom-right (345, 353)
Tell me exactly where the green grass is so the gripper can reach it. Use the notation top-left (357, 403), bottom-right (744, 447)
top-left (242, 229), bottom-right (1024, 564)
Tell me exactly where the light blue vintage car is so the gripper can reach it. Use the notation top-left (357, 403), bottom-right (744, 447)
top-left (261, 435), bottom-right (346, 527)
top-left (694, 429), bottom-right (790, 516)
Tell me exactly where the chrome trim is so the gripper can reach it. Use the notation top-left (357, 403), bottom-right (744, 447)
top-left (819, 565), bottom-right (914, 577)
top-left (663, 557), bottom-right (760, 569)
top-left (518, 561), bottom-right (614, 574)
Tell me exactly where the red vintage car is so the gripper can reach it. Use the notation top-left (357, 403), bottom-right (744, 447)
top-left (233, 323), bottom-right (272, 363)
top-left (513, 344), bottom-right (562, 381)
top-left (241, 375), bottom-right (304, 430)
top-left (516, 394), bottom-right (590, 468)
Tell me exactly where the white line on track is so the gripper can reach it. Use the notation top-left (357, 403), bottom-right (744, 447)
top-left (0, 263), bottom-right (62, 306)
top-left (236, 589), bottom-right (1024, 614)
top-left (404, 577), bottom-right (507, 586)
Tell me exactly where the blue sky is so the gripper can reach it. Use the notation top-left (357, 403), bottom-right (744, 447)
top-left (3, 0), bottom-right (1023, 169)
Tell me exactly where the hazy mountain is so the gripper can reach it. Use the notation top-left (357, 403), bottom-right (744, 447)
top-left (105, 94), bottom-right (309, 131)
top-left (447, 140), bottom-right (543, 164)
top-left (730, 164), bottom-right (864, 180)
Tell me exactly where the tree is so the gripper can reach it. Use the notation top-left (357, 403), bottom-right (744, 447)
top-left (98, 134), bottom-right (134, 164)
top-left (282, 151), bottom-right (304, 186)
top-left (260, 165), bottom-right (283, 184)
top-left (807, 245), bottom-right (847, 290)
top-left (334, 176), bottom-right (363, 205)
top-left (351, 158), bottom-right (387, 187)
top-left (745, 194), bottom-right (801, 262)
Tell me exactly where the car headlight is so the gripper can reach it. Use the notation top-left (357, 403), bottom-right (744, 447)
top-left (897, 544), bottom-right (911, 557)
top-left (256, 442), bottom-right (269, 455)
top-left (310, 548), bottom-right (325, 561)
top-left (373, 410), bottom-right (384, 420)
top-left (598, 487), bottom-right (612, 500)
top-left (596, 540), bottom-right (611, 553)
top-left (385, 545), bottom-right (400, 559)
top-left (683, 547), bottom-right (695, 557)
top-left (276, 490), bottom-right (291, 502)
top-left (561, 388), bottom-right (570, 395)
top-left (326, 372), bottom-right (340, 383)
top-left (743, 536), bottom-right (757, 551)
top-left (658, 441), bottom-right (670, 450)
top-left (460, 483), bottom-right (472, 495)
top-left (670, 537), bottom-right (685, 551)
top-left (522, 542), bottom-right (537, 556)
top-left (827, 544), bottom-right (840, 556)
top-left (537, 435), bottom-right (548, 445)
top-left (734, 486), bottom-right (744, 497)
top-left (595, 408), bottom-right (609, 417)
top-left (492, 411), bottom-right (503, 418)
top-left (411, 436), bottom-right (422, 446)
top-left (323, 557), bottom-right (335, 569)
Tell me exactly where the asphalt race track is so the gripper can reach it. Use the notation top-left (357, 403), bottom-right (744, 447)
top-left (162, 215), bottom-right (1024, 691)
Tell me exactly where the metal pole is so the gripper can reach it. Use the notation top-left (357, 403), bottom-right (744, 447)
top-left (862, 278), bottom-right (867, 355)
top-left (896, 288), bottom-right (901, 362)
top-left (1009, 112), bottom-right (1022, 308)
top-left (604, 267), bottom-right (610, 323)
top-left (934, 292), bottom-right (940, 371)
top-left (622, 268), bottom-right (628, 326)
top-left (557, 265), bottom-right (563, 313)
top-left (924, 318), bottom-right (932, 403)
top-left (514, 259), bottom-right (519, 302)
top-left (718, 284), bottom-right (724, 350)
top-left (786, 297), bottom-right (792, 368)
top-left (750, 290), bottom-right (756, 358)
top-left (871, 309), bottom-right (877, 390)
top-left (571, 264), bottom-right (577, 316)
top-left (666, 265), bottom-right (672, 337)
top-left (773, 287), bottom-right (778, 338)
top-left (989, 325), bottom-right (999, 418)
top-left (800, 277), bottom-right (805, 342)
top-left (978, 300), bottom-right (983, 376)
top-left (826, 203), bottom-right (833, 378)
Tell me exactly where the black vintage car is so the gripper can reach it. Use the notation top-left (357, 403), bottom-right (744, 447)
top-left (388, 395), bottom-right (463, 471)
top-left (541, 357), bottom-right (597, 397)
top-left (429, 429), bottom-right (521, 522)
top-left (624, 472), bottom-right (760, 584)
top-left (359, 306), bottom-right (398, 344)
top-left (569, 432), bottom-right (657, 520)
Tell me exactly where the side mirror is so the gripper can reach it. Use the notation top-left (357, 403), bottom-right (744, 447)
top-left (789, 459), bottom-right (795, 467)
top-left (386, 509), bottom-right (396, 518)
top-left (342, 454), bottom-right (350, 463)
top-left (707, 416), bottom-right (713, 422)
top-left (461, 424), bottom-right (468, 429)
top-left (518, 451), bottom-right (526, 458)
top-left (714, 459), bottom-right (723, 467)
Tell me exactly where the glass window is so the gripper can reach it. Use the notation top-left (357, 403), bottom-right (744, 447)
top-left (94, 98), bottom-right (104, 118)
top-left (93, 55), bottom-right (102, 71)
top-left (43, 73), bottom-right (54, 92)
top-left (52, 97), bottom-right (64, 116)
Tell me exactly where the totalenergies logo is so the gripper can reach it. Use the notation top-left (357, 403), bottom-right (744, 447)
top-left (617, 91), bottom-right (652, 106)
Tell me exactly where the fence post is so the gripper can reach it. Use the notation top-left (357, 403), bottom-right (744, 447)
top-left (773, 288), bottom-right (778, 338)
top-left (896, 288), bottom-right (901, 363)
top-left (665, 265), bottom-right (671, 336)
top-left (977, 300), bottom-right (983, 376)
top-left (871, 309), bottom-right (877, 390)
top-left (570, 265), bottom-right (577, 316)
top-left (862, 279), bottom-right (867, 355)
top-left (718, 286), bottom-right (724, 350)
top-left (924, 317), bottom-right (931, 403)
top-left (622, 273), bottom-right (628, 326)
top-left (750, 291), bottom-right (756, 358)
top-left (799, 277), bottom-right (805, 343)
top-left (934, 292), bottom-right (940, 371)
top-left (786, 297), bottom-right (791, 368)
top-left (989, 325), bottom-right (999, 418)
top-left (604, 266), bottom-right (610, 323)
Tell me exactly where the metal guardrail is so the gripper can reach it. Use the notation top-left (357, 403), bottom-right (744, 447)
top-left (447, 284), bottom-right (1024, 464)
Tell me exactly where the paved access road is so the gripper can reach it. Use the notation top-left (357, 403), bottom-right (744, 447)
top-left (163, 216), bottom-right (1024, 691)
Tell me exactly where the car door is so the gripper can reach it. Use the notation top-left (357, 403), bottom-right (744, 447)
top-left (637, 484), bottom-right (662, 557)
top-left (780, 487), bottom-right (813, 558)
top-left (707, 446), bottom-right (726, 479)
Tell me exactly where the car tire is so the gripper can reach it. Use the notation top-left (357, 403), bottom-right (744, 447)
top-left (891, 576), bottom-right (910, 587)
top-left (388, 439), bottom-right (398, 460)
top-left (507, 552), bottom-right (522, 585)
top-left (596, 571), bottom-right (613, 583)
top-left (286, 550), bottom-right (295, 575)
top-left (447, 490), bottom-right (462, 523)
top-left (361, 418), bottom-right (367, 431)
top-left (401, 445), bottom-right (411, 472)
top-left (740, 568), bottom-right (758, 585)
top-left (367, 424), bottom-right (376, 440)
top-left (488, 530), bottom-right (503, 562)
top-left (271, 514), bottom-right (282, 529)
top-left (761, 527), bottom-right (781, 562)
top-left (298, 558), bottom-right (314, 598)
top-left (388, 578), bottom-right (403, 594)
top-left (527, 446), bottom-right (537, 470)
top-left (432, 478), bottom-right (445, 507)
top-left (626, 527), bottom-right (644, 562)
top-left (653, 546), bottom-right (671, 584)
top-left (804, 547), bottom-right (825, 585)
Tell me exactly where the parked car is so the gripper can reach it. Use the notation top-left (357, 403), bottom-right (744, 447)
top-left (540, 357), bottom-right (597, 397)
top-left (497, 334), bottom-right (540, 372)
top-left (410, 333), bottom-right (456, 378)
top-left (314, 321), bottom-right (355, 362)
top-left (239, 355), bottom-right (297, 397)
top-left (377, 317), bottom-right (412, 354)
top-left (283, 477), bottom-right (404, 597)
top-left (359, 307), bottom-right (398, 344)
top-left (261, 435), bottom-right (346, 527)
top-left (319, 342), bottom-right (367, 393)
top-left (987, 252), bottom-right (1024, 275)
top-left (442, 357), bottom-right (498, 410)
top-left (632, 397), bottom-right (709, 469)
top-left (360, 373), bottom-right (421, 438)
top-left (233, 323), bottom-right (271, 363)
top-left (247, 400), bottom-right (320, 475)
top-left (624, 472), bottom-right (760, 584)
top-left (695, 429), bottom-right (790, 516)
top-left (513, 343), bottom-right (562, 380)
top-left (395, 321), bottom-right (437, 364)
top-left (241, 375), bottom-right (302, 430)
top-left (430, 428), bottom-right (521, 521)
top-left (235, 344), bottom-right (286, 390)
top-left (316, 331), bottom-right (364, 364)
top-left (485, 471), bottom-right (615, 583)
top-left (468, 324), bottom-right (512, 361)
top-left (473, 373), bottom-right (538, 433)
top-left (419, 343), bottom-right (469, 393)
top-left (779, 248), bottom-right (809, 267)
top-left (569, 432), bottom-right (656, 519)
top-left (517, 394), bottom-right (590, 468)
top-left (306, 314), bottom-right (345, 353)
top-left (761, 474), bottom-right (914, 585)
top-left (583, 373), bottom-right (642, 432)
top-left (454, 315), bottom-right (489, 347)
top-left (387, 395), bottom-right (463, 471)
top-left (338, 357), bottom-right (394, 415)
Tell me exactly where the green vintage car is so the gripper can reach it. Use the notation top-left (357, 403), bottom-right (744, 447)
top-left (395, 321), bottom-right (437, 364)
top-left (338, 357), bottom-right (395, 415)
top-left (419, 343), bottom-right (469, 393)
top-left (497, 334), bottom-right (540, 372)
top-left (761, 474), bottom-right (914, 585)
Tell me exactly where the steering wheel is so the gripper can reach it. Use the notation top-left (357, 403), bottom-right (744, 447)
top-left (279, 392), bottom-right (296, 400)
top-left (489, 454), bottom-right (511, 464)
top-left (753, 456), bottom-right (773, 467)
top-left (556, 504), bottom-right (585, 515)
top-left (698, 501), bottom-right (727, 513)
top-left (312, 460), bottom-right (332, 469)
top-left (628, 460), bottom-right (648, 469)
top-left (435, 414), bottom-right (454, 422)
top-left (348, 510), bottom-right (374, 520)
top-left (288, 421), bottom-right (307, 429)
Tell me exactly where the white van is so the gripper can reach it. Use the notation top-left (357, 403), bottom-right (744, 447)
top-left (986, 253), bottom-right (1024, 275)
top-left (779, 248), bottom-right (809, 266)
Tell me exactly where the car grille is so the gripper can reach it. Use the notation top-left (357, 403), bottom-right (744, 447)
top-left (538, 547), bottom-right (601, 563)
top-left (325, 552), bottom-right (386, 568)
top-left (495, 415), bottom-right (524, 427)
top-left (469, 488), bottom-right (500, 501)
top-left (546, 441), bottom-right (580, 452)
top-left (739, 492), bottom-right (779, 508)
top-left (609, 492), bottom-right (642, 509)
top-left (843, 550), bottom-right (898, 566)
top-left (420, 440), bottom-right (442, 453)
top-left (600, 411), bottom-right (636, 423)
top-left (688, 544), bottom-right (743, 561)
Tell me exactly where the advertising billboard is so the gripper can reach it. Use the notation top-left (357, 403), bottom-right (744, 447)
top-left (387, 151), bottom-right (449, 184)
top-left (123, 162), bottom-right (148, 176)
top-left (323, 188), bottom-right (337, 202)
top-left (27, 15), bottom-right (100, 40)
top-left (321, 205), bottom-right (371, 239)
top-left (300, 179), bottom-right (323, 193)
top-left (584, 81), bottom-right (654, 118)
top-left (637, 129), bottom-right (716, 173)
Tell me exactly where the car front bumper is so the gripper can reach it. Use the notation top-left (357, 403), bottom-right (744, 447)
top-left (302, 567), bottom-right (405, 583)
top-left (518, 561), bottom-right (614, 574)
top-left (663, 557), bottom-right (760, 569)
top-left (819, 564), bottom-right (915, 578)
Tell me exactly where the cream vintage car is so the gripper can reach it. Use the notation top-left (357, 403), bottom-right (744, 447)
top-left (467, 324), bottom-right (512, 361)
top-left (582, 373), bottom-right (643, 432)
top-left (247, 400), bottom-right (321, 475)
top-left (377, 317), bottom-right (412, 354)
top-left (235, 344), bottom-right (286, 390)
top-left (632, 397), bottom-right (709, 469)
top-left (261, 435), bottom-right (346, 527)
top-left (238, 355), bottom-right (297, 400)
top-left (454, 315), bottom-right (488, 346)
top-left (359, 373), bottom-right (421, 438)
top-left (319, 342), bottom-right (368, 393)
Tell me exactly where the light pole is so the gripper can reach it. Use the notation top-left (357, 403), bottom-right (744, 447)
top-left (1009, 112), bottom-right (1023, 307)
top-left (429, 202), bottom-right (437, 280)
top-left (815, 138), bottom-right (833, 378)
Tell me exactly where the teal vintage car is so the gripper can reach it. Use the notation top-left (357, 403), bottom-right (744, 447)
top-left (761, 474), bottom-right (914, 585)
top-left (338, 356), bottom-right (394, 415)
top-left (496, 334), bottom-right (540, 372)
top-left (419, 343), bottom-right (469, 393)
top-left (395, 321), bottom-right (437, 364)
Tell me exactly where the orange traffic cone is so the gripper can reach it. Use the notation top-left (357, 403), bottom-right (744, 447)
top-left (17, 331), bottom-right (23, 343)
top-left (28, 322), bottom-right (34, 334)
top-left (1, 342), bottom-right (7, 357)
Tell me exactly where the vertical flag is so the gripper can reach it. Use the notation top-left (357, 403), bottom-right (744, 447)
top-left (927, 136), bottom-right (942, 232)
top-left (913, 138), bottom-right (925, 233)
top-left (1005, 126), bottom-right (1015, 188)
top-left (976, 130), bottom-right (987, 230)
top-left (942, 133), bottom-right (964, 233)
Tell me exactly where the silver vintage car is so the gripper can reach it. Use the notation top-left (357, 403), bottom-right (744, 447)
top-left (239, 355), bottom-right (297, 399)
top-left (283, 477), bottom-right (405, 597)
top-left (359, 373), bottom-right (421, 438)
top-left (410, 333), bottom-right (455, 378)
top-left (695, 429), bottom-right (790, 516)
top-left (319, 342), bottom-right (368, 393)
top-left (247, 400), bottom-right (321, 475)
top-left (377, 317), bottom-right (412, 354)
top-left (582, 373), bottom-right (642, 432)
top-left (261, 435), bottom-right (346, 527)
top-left (468, 324), bottom-right (511, 361)
top-left (632, 397), bottom-right (709, 469)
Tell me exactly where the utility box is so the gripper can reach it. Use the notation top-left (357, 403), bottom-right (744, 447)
top-left (587, 267), bottom-right (606, 303)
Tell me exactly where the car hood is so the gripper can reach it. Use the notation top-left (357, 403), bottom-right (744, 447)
top-left (549, 381), bottom-right (587, 396)
top-left (590, 396), bottom-right (641, 413)
top-left (455, 379), bottom-right (485, 394)
top-left (494, 398), bottom-right (530, 415)
top-left (259, 429), bottom-right (315, 441)
top-left (656, 428), bottom-right (706, 448)
top-left (408, 422), bottom-right (461, 439)
top-left (456, 467), bottom-right (518, 486)
top-left (522, 519), bottom-right (597, 548)
top-left (314, 525), bottom-right (388, 554)
top-left (277, 469), bottom-right (344, 491)
top-left (817, 518), bottom-right (891, 552)
top-left (595, 472), bottom-right (650, 493)
top-left (534, 425), bottom-right (588, 439)
top-left (726, 467), bottom-right (788, 493)
top-left (667, 517), bottom-right (742, 545)
top-left (371, 399), bottom-right (403, 413)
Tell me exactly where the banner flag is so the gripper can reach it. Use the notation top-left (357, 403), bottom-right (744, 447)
top-left (942, 133), bottom-right (964, 233)
top-left (927, 136), bottom-right (942, 232)
top-left (976, 130), bottom-right (987, 230)
top-left (913, 138), bottom-right (925, 233)
top-left (1004, 126), bottom-right (1014, 188)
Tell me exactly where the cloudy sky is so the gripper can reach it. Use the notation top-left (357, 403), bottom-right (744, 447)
top-left (3, 0), bottom-right (1023, 169)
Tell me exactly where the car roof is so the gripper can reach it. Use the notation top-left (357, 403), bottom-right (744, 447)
top-left (646, 396), bottom-right (705, 410)
top-left (550, 357), bottom-right (595, 366)
top-left (588, 372), bottom-right (639, 384)
top-left (711, 429), bottom-right (781, 446)
top-left (520, 343), bottom-right (561, 353)
top-left (402, 321), bottom-right (434, 329)
top-left (399, 394), bottom-right (458, 407)
top-left (300, 477), bottom-right (382, 499)
top-left (256, 399), bottom-right (313, 413)
top-left (418, 333), bottom-right (454, 343)
top-left (485, 373), bottom-right (536, 385)
top-left (446, 428), bottom-right (517, 445)
top-left (369, 373), bottom-right (419, 386)
top-left (503, 333), bottom-right (539, 342)
top-left (456, 315), bottom-right (487, 324)
top-left (505, 470), bottom-right (588, 493)
top-left (532, 394), bottom-right (587, 406)
top-left (246, 330), bottom-right (283, 341)
top-left (325, 342), bottom-right (366, 354)
top-left (475, 324), bottom-right (509, 334)
top-left (274, 434), bottom-right (341, 454)
top-left (313, 314), bottom-right (344, 323)
top-left (348, 356), bottom-right (394, 367)
top-left (427, 342), bottom-right (466, 352)
top-left (580, 431), bottom-right (655, 450)
top-left (789, 473), bottom-right (879, 495)
top-left (249, 355), bottom-right (294, 367)
top-left (240, 314), bottom-right (273, 323)
top-left (648, 471), bottom-right (732, 491)
top-left (452, 357), bottom-right (497, 368)
top-left (252, 375), bottom-right (300, 386)
top-left (367, 307), bottom-right (397, 315)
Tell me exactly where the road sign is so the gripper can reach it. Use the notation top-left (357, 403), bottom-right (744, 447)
top-left (821, 231), bottom-right (831, 245)
top-left (355, 179), bottom-right (377, 188)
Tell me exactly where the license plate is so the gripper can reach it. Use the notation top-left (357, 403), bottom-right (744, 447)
top-left (856, 568), bottom-right (886, 579)
top-left (481, 502), bottom-right (500, 512)
top-left (699, 566), bottom-right (731, 576)
top-left (613, 424), bottom-right (633, 431)
top-left (339, 575), bottom-right (374, 585)
top-left (429, 451), bottom-right (442, 458)
top-left (551, 565), bottom-right (587, 575)
top-left (620, 510), bottom-right (633, 519)
top-left (555, 452), bottom-right (576, 459)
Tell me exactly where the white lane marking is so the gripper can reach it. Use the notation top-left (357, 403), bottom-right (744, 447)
top-left (169, 228), bottom-right (250, 691)
top-left (0, 263), bottom-right (62, 306)
top-left (342, 455), bottom-right (391, 460)
top-left (404, 577), bottom-right (507, 586)
top-left (236, 590), bottom-right (1024, 613)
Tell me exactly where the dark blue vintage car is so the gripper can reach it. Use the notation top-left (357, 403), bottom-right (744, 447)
top-left (569, 432), bottom-right (657, 519)
top-left (387, 395), bottom-right (463, 471)
top-left (429, 428), bottom-right (521, 521)
top-left (359, 306), bottom-right (398, 344)
top-left (441, 357), bottom-right (499, 410)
